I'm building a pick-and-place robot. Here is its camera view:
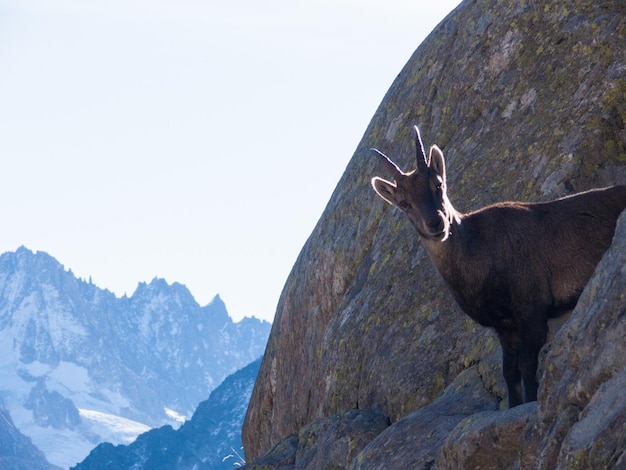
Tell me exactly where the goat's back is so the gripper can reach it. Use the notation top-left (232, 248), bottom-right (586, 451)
top-left (536, 185), bottom-right (626, 307)
top-left (450, 185), bottom-right (626, 320)
top-left (530, 185), bottom-right (626, 254)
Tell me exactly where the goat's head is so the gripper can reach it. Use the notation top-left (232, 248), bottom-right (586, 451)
top-left (371, 126), bottom-right (456, 242)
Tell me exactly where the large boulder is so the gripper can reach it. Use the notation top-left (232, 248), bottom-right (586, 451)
top-left (243, 0), bottom-right (626, 467)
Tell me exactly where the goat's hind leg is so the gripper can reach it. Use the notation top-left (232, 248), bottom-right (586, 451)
top-left (518, 315), bottom-right (548, 403)
top-left (498, 331), bottom-right (523, 408)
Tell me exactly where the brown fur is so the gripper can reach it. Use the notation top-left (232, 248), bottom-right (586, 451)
top-left (371, 126), bottom-right (626, 407)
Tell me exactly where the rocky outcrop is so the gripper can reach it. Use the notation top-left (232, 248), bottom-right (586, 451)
top-left (24, 380), bottom-right (81, 430)
top-left (246, 409), bottom-right (390, 470)
top-left (243, 0), bottom-right (626, 467)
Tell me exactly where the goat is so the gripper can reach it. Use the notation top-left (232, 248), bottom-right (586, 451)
top-left (370, 125), bottom-right (626, 407)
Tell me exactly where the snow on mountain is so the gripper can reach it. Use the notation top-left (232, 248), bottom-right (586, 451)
top-left (0, 247), bottom-right (271, 468)
top-left (73, 358), bottom-right (262, 470)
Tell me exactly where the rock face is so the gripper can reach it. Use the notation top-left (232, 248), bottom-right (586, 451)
top-left (243, 0), bottom-right (626, 467)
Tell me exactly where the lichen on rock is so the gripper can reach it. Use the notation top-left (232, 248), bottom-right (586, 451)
top-left (243, 0), bottom-right (626, 467)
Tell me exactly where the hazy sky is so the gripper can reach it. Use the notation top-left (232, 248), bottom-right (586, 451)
top-left (0, 0), bottom-right (460, 322)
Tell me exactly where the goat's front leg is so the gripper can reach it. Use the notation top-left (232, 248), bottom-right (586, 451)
top-left (497, 331), bottom-right (523, 408)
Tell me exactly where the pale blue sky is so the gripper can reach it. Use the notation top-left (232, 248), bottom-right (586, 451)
top-left (0, 0), bottom-right (460, 322)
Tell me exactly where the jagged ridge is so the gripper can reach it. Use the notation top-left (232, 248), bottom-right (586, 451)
top-left (0, 247), bottom-right (271, 467)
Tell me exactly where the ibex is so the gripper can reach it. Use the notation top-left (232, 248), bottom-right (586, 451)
top-left (371, 126), bottom-right (626, 407)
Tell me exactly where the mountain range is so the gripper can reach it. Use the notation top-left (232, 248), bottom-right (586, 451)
top-left (73, 358), bottom-right (261, 470)
top-left (0, 247), bottom-right (271, 468)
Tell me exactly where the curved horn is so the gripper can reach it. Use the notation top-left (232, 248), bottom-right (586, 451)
top-left (414, 125), bottom-right (428, 171)
top-left (370, 148), bottom-right (404, 176)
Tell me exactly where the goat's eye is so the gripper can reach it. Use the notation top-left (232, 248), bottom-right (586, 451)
top-left (398, 201), bottom-right (411, 210)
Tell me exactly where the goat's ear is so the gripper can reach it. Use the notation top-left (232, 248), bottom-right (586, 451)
top-left (428, 145), bottom-right (446, 180)
top-left (371, 177), bottom-right (398, 206)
